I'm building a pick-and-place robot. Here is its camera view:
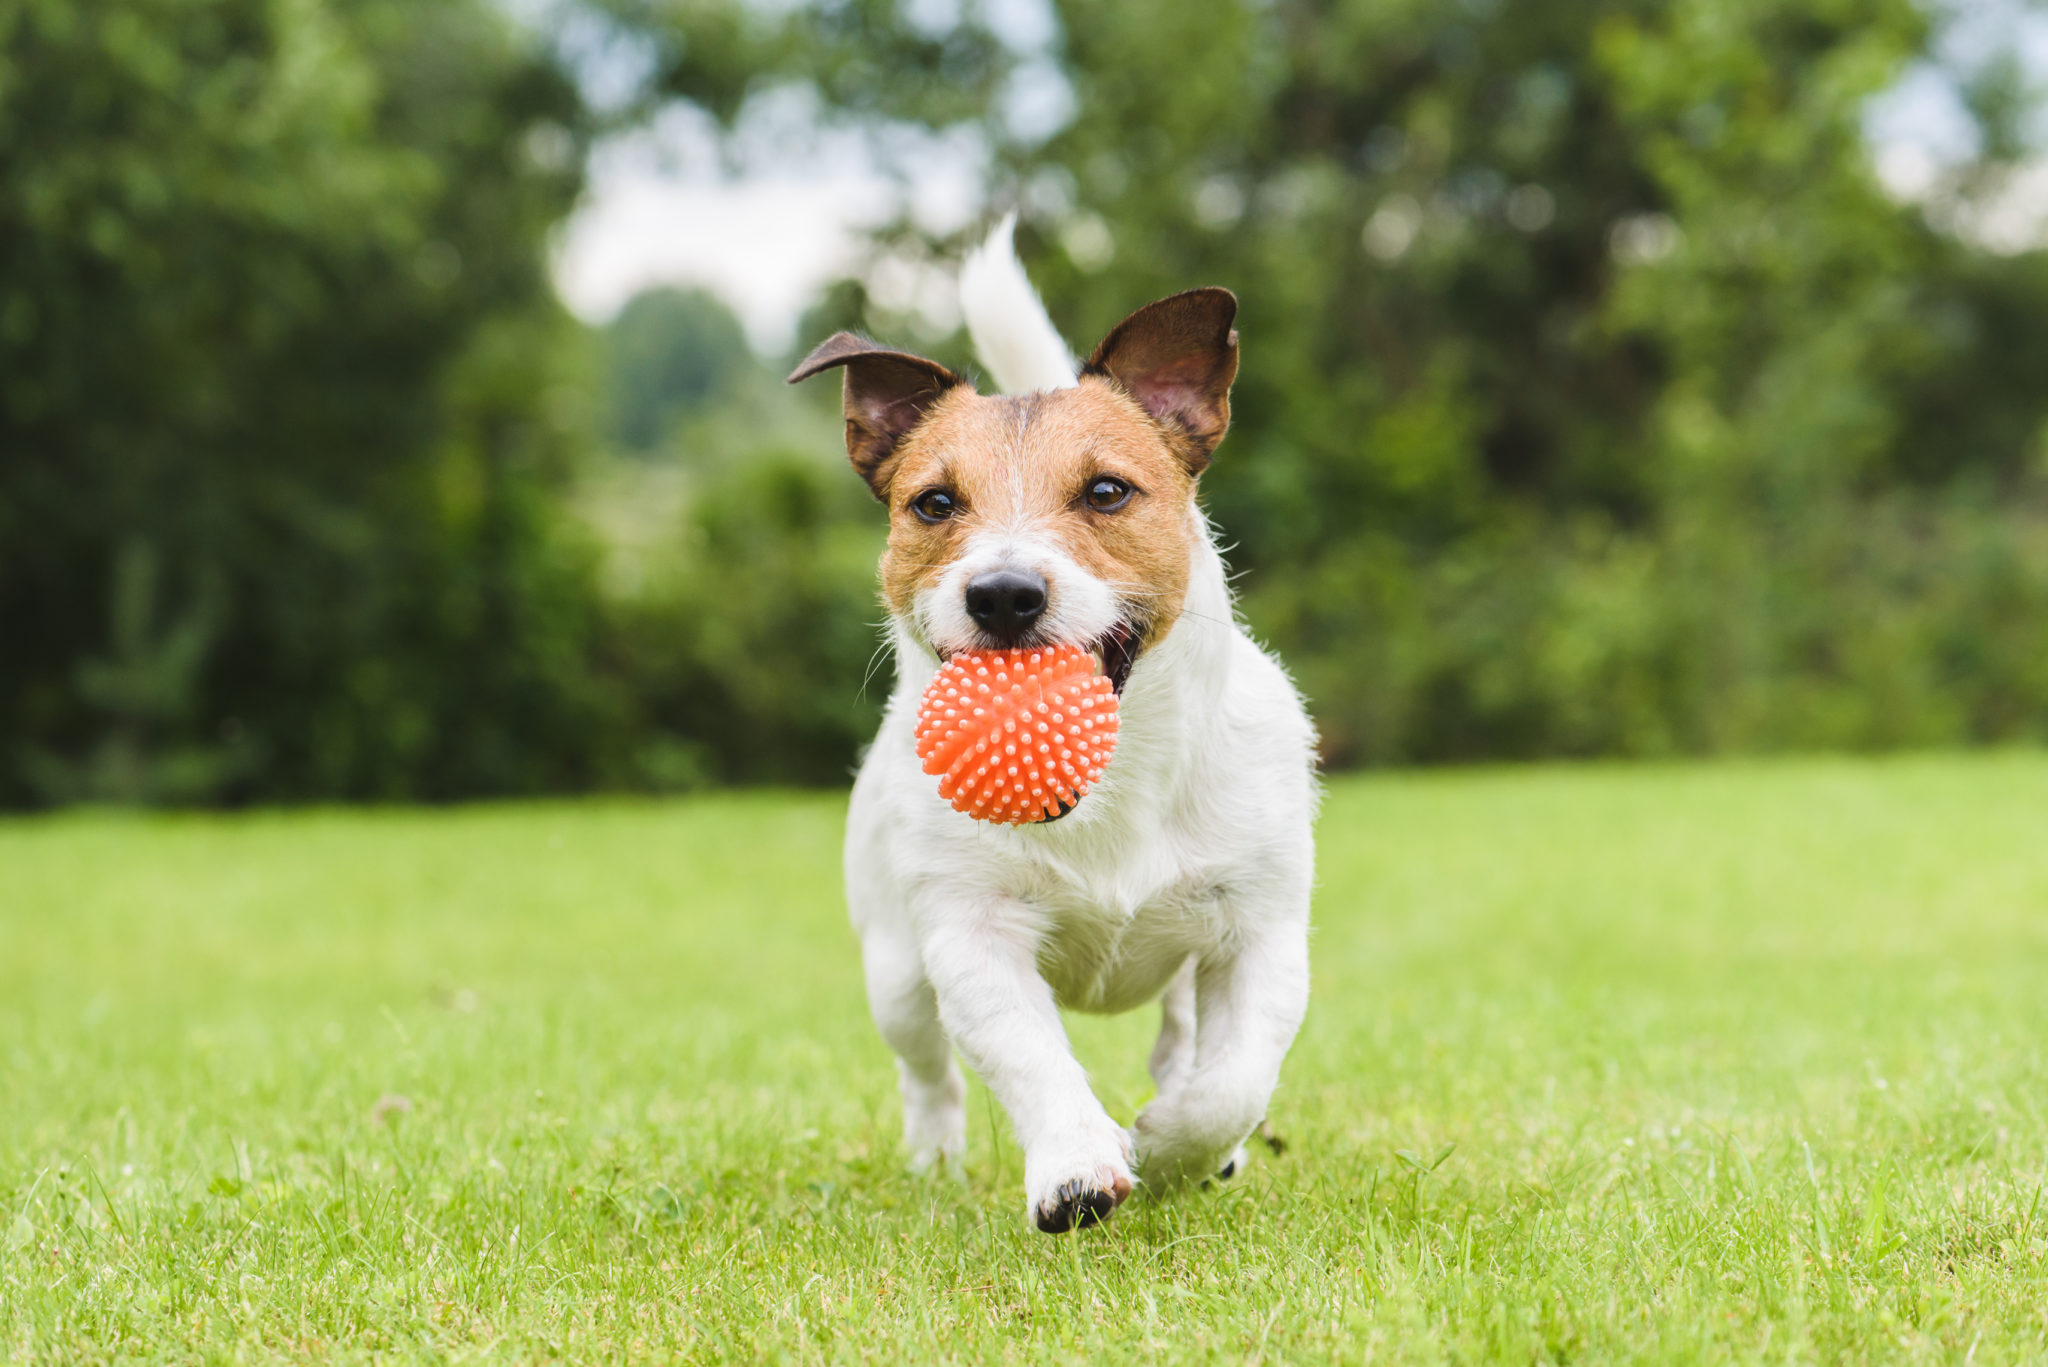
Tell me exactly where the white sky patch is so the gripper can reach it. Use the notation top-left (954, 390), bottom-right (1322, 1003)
top-left (1864, 61), bottom-right (1983, 186)
top-left (553, 0), bottom-right (2048, 348)
top-left (553, 135), bottom-right (892, 352)
top-left (1860, 2), bottom-right (2048, 253)
top-left (1928, 159), bottom-right (2048, 254)
top-left (1863, 8), bottom-right (2048, 257)
top-left (552, 103), bottom-right (991, 353)
top-left (545, 0), bottom-right (1058, 353)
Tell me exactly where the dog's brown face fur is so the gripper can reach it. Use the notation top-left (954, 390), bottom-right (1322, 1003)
top-left (875, 379), bottom-right (1200, 649)
top-left (790, 288), bottom-right (1239, 680)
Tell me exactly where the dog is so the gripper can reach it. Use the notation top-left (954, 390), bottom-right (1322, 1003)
top-left (788, 218), bottom-right (1317, 1233)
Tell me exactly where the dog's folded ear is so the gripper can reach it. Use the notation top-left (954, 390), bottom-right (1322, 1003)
top-left (788, 333), bottom-right (965, 498)
top-left (1082, 289), bottom-right (1239, 474)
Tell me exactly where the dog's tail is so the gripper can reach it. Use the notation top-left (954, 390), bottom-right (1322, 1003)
top-left (960, 213), bottom-right (1078, 395)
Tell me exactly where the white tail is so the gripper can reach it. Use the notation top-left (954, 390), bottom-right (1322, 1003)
top-left (959, 213), bottom-right (1078, 395)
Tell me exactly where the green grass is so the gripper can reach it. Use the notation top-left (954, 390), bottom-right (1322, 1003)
top-left (5, 755), bottom-right (2048, 1363)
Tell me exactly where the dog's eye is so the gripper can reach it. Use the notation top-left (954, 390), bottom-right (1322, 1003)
top-left (910, 489), bottom-right (957, 523)
top-left (1083, 477), bottom-right (1134, 512)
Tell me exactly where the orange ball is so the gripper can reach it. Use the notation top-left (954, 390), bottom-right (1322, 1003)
top-left (914, 644), bottom-right (1121, 825)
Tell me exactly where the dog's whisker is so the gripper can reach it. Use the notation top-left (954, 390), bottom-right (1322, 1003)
top-left (857, 634), bottom-right (895, 701)
top-left (1096, 580), bottom-right (1234, 632)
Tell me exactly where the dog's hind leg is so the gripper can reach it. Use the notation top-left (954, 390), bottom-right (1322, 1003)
top-left (861, 927), bottom-right (965, 1172)
top-left (1148, 957), bottom-right (1197, 1100)
top-left (1131, 893), bottom-right (1311, 1192)
top-left (1153, 957), bottom-right (1249, 1183)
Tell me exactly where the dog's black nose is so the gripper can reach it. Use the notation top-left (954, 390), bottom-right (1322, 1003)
top-left (964, 570), bottom-right (1048, 644)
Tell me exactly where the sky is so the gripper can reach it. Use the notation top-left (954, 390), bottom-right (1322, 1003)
top-left (550, 103), bottom-right (989, 353)
top-left (549, 116), bottom-right (901, 353)
top-left (548, 1), bottom-right (2048, 355)
top-left (546, 0), bottom-right (1061, 354)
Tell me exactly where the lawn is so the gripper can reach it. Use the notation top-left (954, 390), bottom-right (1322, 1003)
top-left (4, 755), bottom-right (2048, 1364)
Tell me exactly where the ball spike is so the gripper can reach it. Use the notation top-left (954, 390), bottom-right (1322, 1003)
top-left (914, 641), bottom-right (1119, 824)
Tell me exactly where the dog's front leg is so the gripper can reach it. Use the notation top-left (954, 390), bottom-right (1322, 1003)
top-left (1132, 910), bottom-right (1310, 1191)
top-left (860, 923), bottom-right (966, 1171)
top-left (920, 900), bottom-right (1133, 1232)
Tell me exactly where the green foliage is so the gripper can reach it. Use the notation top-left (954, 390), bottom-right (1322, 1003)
top-left (0, 0), bottom-right (621, 804)
top-left (17, 541), bottom-right (250, 804)
top-left (575, 315), bottom-right (892, 790)
top-left (13, 0), bottom-right (2048, 805)
top-left (8, 757), bottom-right (2048, 1358)
top-left (601, 286), bottom-right (750, 452)
top-left (610, 440), bottom-right (890, 788)
top-left (638, 0), bottom-right (2048, 769)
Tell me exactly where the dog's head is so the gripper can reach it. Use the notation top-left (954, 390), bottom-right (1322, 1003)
top-left (788, 290), bottom-right (1237, 695)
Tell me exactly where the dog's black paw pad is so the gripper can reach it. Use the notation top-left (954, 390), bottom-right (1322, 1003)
top-left (1035, 1180), bottom-right (1121, 1234)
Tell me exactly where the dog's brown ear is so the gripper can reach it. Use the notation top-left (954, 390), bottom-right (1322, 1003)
top-left (1082, 288), bottom-right (1239, 474)
top-left (788, 333), bottom-right (965, 498)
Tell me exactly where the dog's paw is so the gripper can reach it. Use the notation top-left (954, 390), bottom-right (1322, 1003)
top-left (1135, 1146), bottom-right (1219, 1192)
top-left (1024, 1121), bottom-right (1133, 1234)
top-left (1034, 1178), bottom-right (1126, 1233)
top-left (1132, 1101), bottom-right (1247, 1193)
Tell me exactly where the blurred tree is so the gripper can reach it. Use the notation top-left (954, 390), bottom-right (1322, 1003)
top-left (602, 286), bottom-right (751, 453)
top-left (612, 447), bottom-right (889, 788)
top-left (0, 0), bottom-right (627, 803)
top-left (17, 541), bottom-right (248, 804)
top-left (615, 0), bottom-right (2048, 766)
top-left (12, 0), bottom-right (2048, 807)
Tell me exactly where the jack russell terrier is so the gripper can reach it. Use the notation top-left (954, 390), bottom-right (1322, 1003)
top-left (789, 218), bottom-right (1317, 1233)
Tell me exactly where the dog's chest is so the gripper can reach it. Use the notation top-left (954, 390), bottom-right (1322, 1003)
top-left (1017, 838), bottom-right (1227, 1014)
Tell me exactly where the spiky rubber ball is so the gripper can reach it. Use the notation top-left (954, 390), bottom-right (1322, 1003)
top-left (915, 644), bottom-right (1120, 824)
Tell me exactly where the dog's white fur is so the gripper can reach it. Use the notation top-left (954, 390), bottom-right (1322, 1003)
top-left (844, 224), bottom-right (1318, 1229)
top-left (958, 213), bottom-right (1080, 394)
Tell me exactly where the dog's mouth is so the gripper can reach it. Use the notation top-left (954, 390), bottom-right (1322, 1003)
top-left (942, 622), bottom-right (1142, 696)
top-left (936, 622), bottom-right (1140, 825)
top-left (1044, 625), bottom-right (1138, 823)
top-left (1089, 622), bottom-right (1141, 697)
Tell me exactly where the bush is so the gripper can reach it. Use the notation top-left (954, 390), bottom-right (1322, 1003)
top-left (13, 0), bottom-right (2048, 808)
top-left (625, 0), bottom-right (2048, 773)
top-left (0, 0), bottom-right (625, 804)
